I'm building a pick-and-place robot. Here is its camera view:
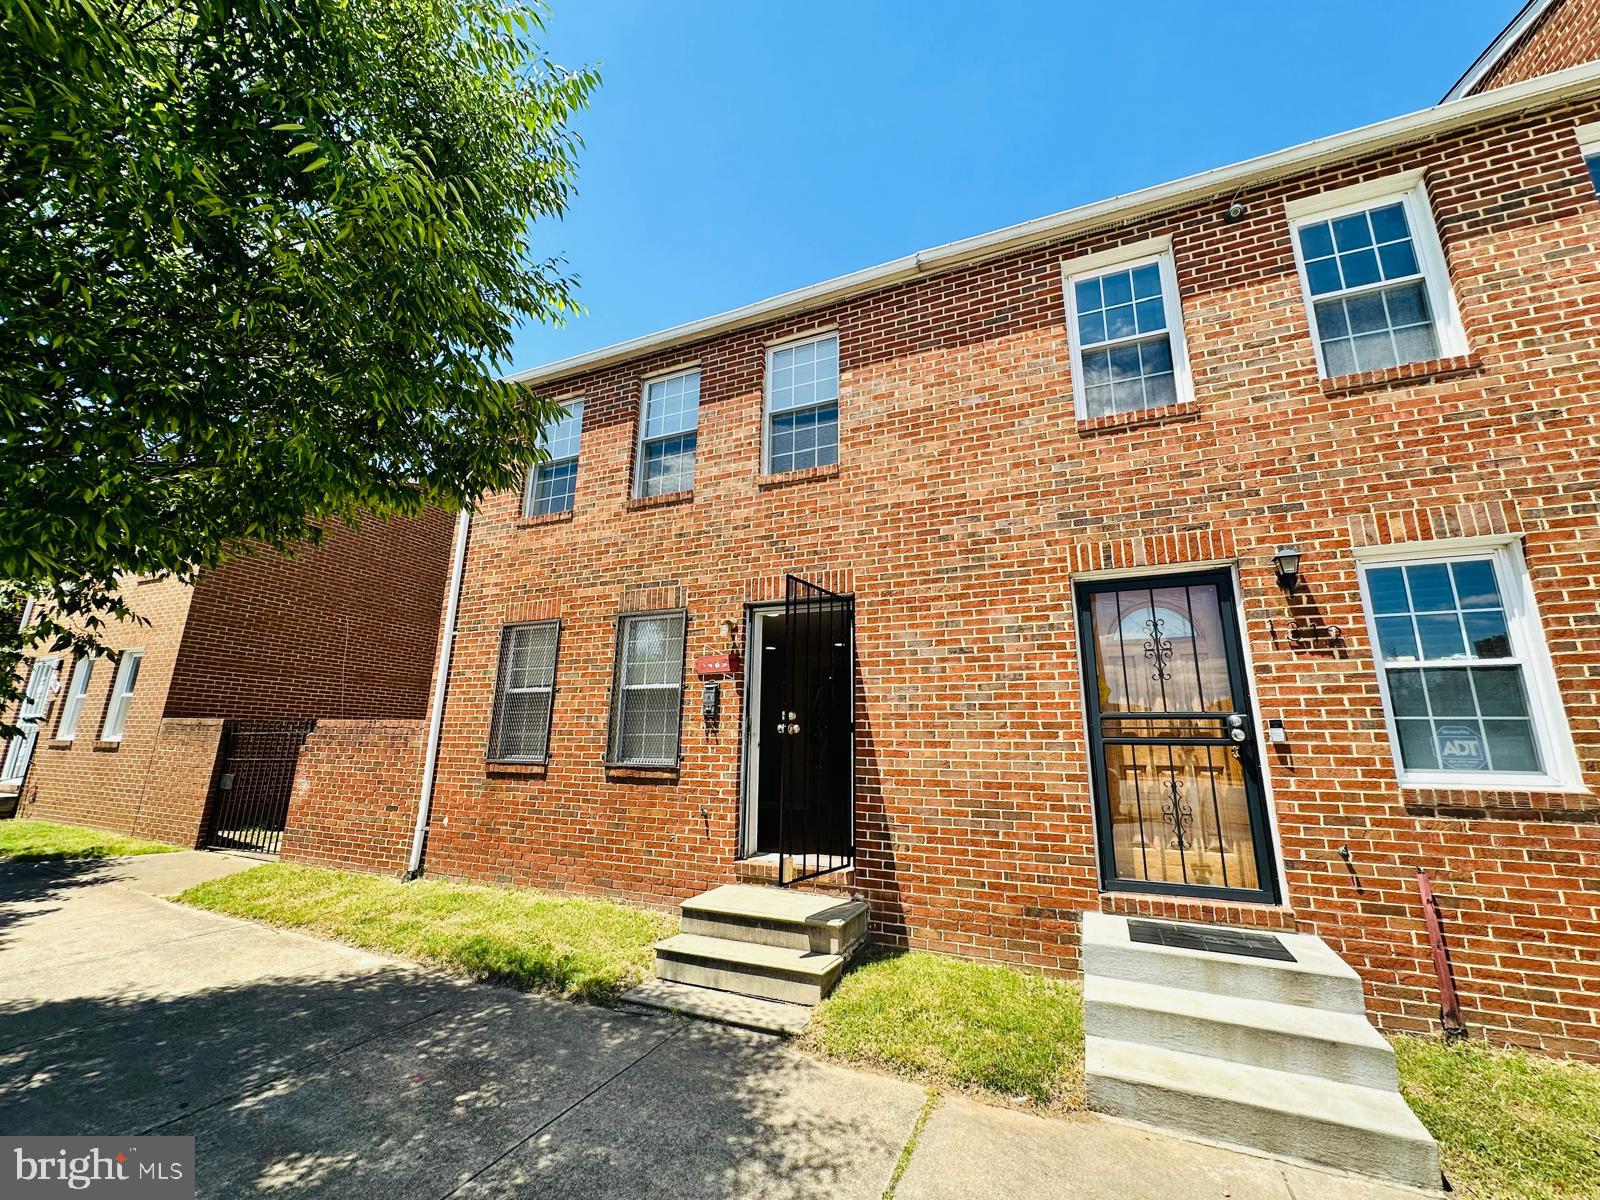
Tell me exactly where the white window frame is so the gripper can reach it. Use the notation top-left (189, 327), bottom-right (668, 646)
top-left (487, 621), bottom-right (560, 764)
top-left (1354, 537), bottom-right (1582, 791)
top-left (633, 366), bottom-right (700, 499)
top-left (1285, 172), bottom-right (1468, 379)
top-left (605, 610), bottom-right (687, 768)
top-left (762, 329), bottom-right (841, 474)
top-left (1060, 236), bottom-right (1196, 421)
top-left (523, 397), bottom-right (584, 517)
top-left (56, 656), bottom-right (95, 742)
top-left (99, 649), bottom-right (144, 743)
top-left (1577, 120), bottom-right (1600, 194)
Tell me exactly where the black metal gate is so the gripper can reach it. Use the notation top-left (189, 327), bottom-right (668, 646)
top-left (204, 720), bottom-right (314, 856)
top-left (776, 575), bottom-right (856, 885)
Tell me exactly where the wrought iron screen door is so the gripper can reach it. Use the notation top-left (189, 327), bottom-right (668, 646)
top-left (1076, 570), bottom-right (1279, 903)
top-left (774, 575), bottom-right (856, 885)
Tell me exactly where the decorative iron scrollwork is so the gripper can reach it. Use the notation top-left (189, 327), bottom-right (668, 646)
top-left (1143, 617), bottom-right (1174, 682)
top-left (1160, 780), bottom-right (1193, 851)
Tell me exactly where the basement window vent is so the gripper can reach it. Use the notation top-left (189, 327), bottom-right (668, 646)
top-left (1127, 919), bottom-right (1295, 962)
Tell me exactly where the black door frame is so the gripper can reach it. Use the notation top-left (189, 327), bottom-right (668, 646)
top-left (1075, 567), bottom-right (1281, 904)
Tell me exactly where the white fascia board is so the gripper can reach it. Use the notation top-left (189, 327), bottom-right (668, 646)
top-left (1442, 0), bottom-right (1559, 103)
top-left (507, 55), bottom-right (1600, 389)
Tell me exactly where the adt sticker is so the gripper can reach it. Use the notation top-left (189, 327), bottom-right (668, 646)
top-left (1435, 724), bottom-right (1487, 771)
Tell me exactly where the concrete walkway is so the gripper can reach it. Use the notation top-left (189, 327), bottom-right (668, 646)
top-left (0, 852), bottom-right (1429, 1199)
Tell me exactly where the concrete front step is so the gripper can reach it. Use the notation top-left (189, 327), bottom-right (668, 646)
top-left (1081, 911), bottom-right (1366, 1015)
top-left (654, 932), bottom-right (845, 1006)
top-left (1086, 1037), bottom-right (1441, 1191)
top-left (621, 977), bottom-right (813, 1036)
top-left (681, 884), bottom-right (869, 956)
top-left (1085, 974), bottom-right (1399, 1089)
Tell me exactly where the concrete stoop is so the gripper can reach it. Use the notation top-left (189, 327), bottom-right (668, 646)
top-left (1082, 911), bottom-right (1441, 1191)
top-left (623, 884), bottom-right (868, 1034)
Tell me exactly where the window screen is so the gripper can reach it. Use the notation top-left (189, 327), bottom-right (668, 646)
top-left (606, 611), bottom-right (687, 767)
top-left (488, 622), bottom-right (560, 762)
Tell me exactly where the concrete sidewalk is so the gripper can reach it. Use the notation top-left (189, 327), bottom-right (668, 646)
top-left (0, 852), bottom-right (1427, 1198)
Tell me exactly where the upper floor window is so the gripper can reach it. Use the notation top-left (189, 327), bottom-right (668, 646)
top-left (488, 621), bottom-right (560, 763)
top-left (1581, 126), bottom-right (1600, 195)
top-left (765, 333), bottom-right (840, 473)
top-left (1287, 176), bottom-right (1466, 378)
top-left (636, 368), bottom-right (699, 498)
top-left (56, 656), bottom-right (94, 742)
top-left (1062, 240), bottom-right (1194, 419)
top-left (605, 610), bottom-right (686, 768)
top-left (1356, 541), bottom-right (1579, 790)
top-left (100, 649), bottom-right (143, 742)
top-left (523, 400), bottom-right (583, 517)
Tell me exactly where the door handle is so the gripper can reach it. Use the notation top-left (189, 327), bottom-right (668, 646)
top-left (1229, 728), bottom-right (1248, 743)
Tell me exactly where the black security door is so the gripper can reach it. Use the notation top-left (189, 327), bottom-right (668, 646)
top-left (775, 575), bottom-right (855, 885)
top-left (1076, 570), bottom-right (1279, 903)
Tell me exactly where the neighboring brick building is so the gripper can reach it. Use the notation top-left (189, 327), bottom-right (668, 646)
top-left (3, 511), bottom-right (454, 851)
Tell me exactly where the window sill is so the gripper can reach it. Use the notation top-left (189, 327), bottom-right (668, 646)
top-left (604, 763), bottom-right (679, 781)
top-left (92, 740), bottom-right (122, 752)
top-left (486, 760), bottom-right (548, 778)
top-left (756, 463), bottom-right (841, 489)
top-left (624, 490), bottom-right (693, 512)
top-left (1319, 355), bottom-right (1479, 395)
top-left (514, 510), bottom-right (574, 529)
top-left (45, 739), bottom-right (73, 750)
top-left (1075, 400), bottom-right (1201, 436)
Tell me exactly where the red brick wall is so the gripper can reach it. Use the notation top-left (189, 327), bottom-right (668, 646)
top-left (164, 510), bottom-right (455, 722)
top-left (17, 577), bottom-right (215, 845)
top-left (279, 720), bottom-right (426, 874)
top-left (408, 96), bottom-right (1600, 1059)
top-left (1475, 0), bottom-right (1600, 92)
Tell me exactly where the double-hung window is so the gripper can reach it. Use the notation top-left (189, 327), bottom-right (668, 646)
top-left (100, 649), bottom-right (143, 742)
top-left (1579, 122), bottom-right (1600, 195)
top-left (523, 400), bottom-right (583, 517)
top-left (1357, 542), bottom-right (1578, 789)
top-left (56, 657), bottom-right (94, 742)
top-left (765, 333), bottom-right (840, 473)
top-left (606, 611), bottom-right (687, 768)
top-left (1288, 174), bottom-right (1466, 377)
top-left (636, 369), bottom-right (699, 497)
top-left (487, 622), bottom-right (560, 763)
top-left (1063, 239), bottom-right (1194, 419)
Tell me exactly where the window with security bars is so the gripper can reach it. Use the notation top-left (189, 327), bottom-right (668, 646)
top-left (1291, 182), bottom-right (1464, 377)
top-left (606, 611), bottom-right (687, 767)
top-left (1359, 548), bottom-right (1576, 786)
top-left (1065, 250), bottom-right (1193, 419)
top-left (636, 370), bottom-right (699, 497)
top-left (766, 333), bottom-right (840, 473)
top-left (523, 400), bottom-right (583, 516)
top-left (488, 622), bottom-right (560, 763)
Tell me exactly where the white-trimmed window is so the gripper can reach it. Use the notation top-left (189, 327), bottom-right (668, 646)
top-left (1287, 174), bottom-right (1466, 378)
top-left (487, 621), bottom-right (560, 763)
top-left (56, 657), bottom-right (94, 742)
top-left (523, 400), bottom-right (583, 517)
top-left (635, 369), bottom-right (699, 498)
top-left (99, 649), bottom-right (143, 742)
top-left (605, 611), bottom-right (686, 767)
top-left (1579, 122), bottom-right (1600, 195)
top-left (765, 332), bottom-right (840, 473)
top-left (1062, 239), bottom-right (1194, 419)
top-left (1356, 541), bottom-right (1579, 789)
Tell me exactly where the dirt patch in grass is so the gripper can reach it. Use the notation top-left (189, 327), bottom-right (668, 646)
top-left (178, 862), bottom-right (677, 1003)
top-left (0, 818), bottom-right (180, 862)
top-left (1394, 1035), bottom-right (1600, 1200)
top-left (802, 949), bottom-right (1083, 1110)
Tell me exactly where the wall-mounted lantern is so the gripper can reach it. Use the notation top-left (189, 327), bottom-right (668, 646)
top-left (1271, 545), bottom-right (1303, 591)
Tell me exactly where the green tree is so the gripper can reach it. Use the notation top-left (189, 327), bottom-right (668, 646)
top-left (0, 0), bottom-right (595, 713)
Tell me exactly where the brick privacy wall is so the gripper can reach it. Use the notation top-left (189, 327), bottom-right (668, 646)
top-left (16, 577), bottom-right (220, 846)
top-left (279, 720), bottom-right (427, 874)
top-left (1475, 0), bottom-right (1600, 92)
top-left (401, 98), bottom-right (1600, 1059)
top-left (163, 509), bottom-right (455, 722)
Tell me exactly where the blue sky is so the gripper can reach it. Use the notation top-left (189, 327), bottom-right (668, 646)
top-left (511, 1), bottom-right (1517, 373)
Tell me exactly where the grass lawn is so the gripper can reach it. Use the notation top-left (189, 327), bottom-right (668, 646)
top-left (802, 949), bottom-right (1084, 1109)
top-left (178, 862), bottom-right (676, 1003)
top-left (0, 817), bottom-right (180, 862)
top-left (1395, 1035), bottom-right (1600, 1200)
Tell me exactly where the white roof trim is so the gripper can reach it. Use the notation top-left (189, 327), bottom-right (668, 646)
top-left (1442, 0), bottom-right (1560, 102)
top-left (508, 55), bottom-right (1600, 387)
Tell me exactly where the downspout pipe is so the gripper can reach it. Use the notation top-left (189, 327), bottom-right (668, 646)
top-left (406, 506), bottom-right (471, 880)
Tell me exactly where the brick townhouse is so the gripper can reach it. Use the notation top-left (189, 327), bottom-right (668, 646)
top-left (3, 512), bottom-right (453, 854)
top-left (220, 0), bottom-right (1600, 1060)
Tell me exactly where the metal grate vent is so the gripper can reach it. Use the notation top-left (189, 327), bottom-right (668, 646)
top-left (1127, 919), bottom-right (1296, 962)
